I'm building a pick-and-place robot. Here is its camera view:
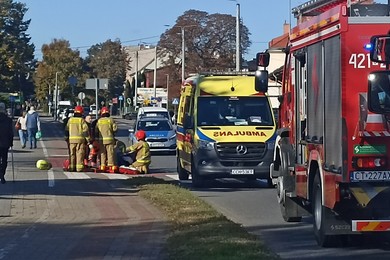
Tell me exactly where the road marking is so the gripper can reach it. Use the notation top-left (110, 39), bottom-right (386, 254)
top-left (48, 169), bottom-right (55, 187)
top-left (39, 138), bottom-right (57, 187)
top-left (100, 173), bottom-right (130, 179)
top-left (165, 174), bottom-right (180, 180)
top-left (64, 171), bottom-right (90, 179)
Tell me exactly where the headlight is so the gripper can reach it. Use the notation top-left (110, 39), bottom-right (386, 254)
top-left (169, 134), bottom-right (176, 141)
top-left (198, 139), bottom-right (215, 150)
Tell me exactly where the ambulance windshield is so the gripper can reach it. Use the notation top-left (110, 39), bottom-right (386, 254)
top-left (197, 96), bottom-right (274, 126)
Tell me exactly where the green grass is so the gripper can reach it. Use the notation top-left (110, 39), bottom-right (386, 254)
top-left (124, 177), bottom-right (279, 260)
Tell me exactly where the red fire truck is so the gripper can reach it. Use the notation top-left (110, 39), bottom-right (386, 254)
top-left (270, 0), bottom-right (390, 247)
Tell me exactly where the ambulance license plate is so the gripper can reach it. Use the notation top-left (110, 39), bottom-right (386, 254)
top-left (350, 171), bottom-right (390, 182)
top-left (231, 169), bottom-right (254, 175)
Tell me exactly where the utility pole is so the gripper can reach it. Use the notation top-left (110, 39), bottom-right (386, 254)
top-left (153, 46), bottom-right (157, 99)
top-left (236, 3), bottom-right (241, 71)
top-left (134, 50), bottom-right (138, 110)
top-left (166, 74), bottom-right (169, 109)
top-left (181, 27), bottom-right (185, 83)
top-left (54, 72), bottom-right (59, 121)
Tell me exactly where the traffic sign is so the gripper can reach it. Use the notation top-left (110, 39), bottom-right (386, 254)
top-left (127, 98), bottom-right (131, 104)
top-left (78, 92), bottom-right (86, 100)
top-left (172, 98), bottom-right (179, 105)
top-left (118, 95), bottom-right (123, 101)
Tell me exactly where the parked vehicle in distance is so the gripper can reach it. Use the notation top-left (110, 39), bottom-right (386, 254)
top-left (137, 106), bottom-right (171, 121)
top-left (122, 111), bottom-right (137, 120)
top-left (129, 115), bottom-right (176, 153)
top-left (90, 104), bottom-right (98, 116)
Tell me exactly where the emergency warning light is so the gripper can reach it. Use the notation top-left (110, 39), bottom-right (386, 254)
top-left (364, 43), bottom-right (373, 51)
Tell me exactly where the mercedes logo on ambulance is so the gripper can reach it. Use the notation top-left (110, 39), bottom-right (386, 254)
top-left (236, 145), bottom-right (247, 155)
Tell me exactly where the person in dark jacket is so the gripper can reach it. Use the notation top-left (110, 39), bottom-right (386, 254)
top-left (25, 106), bottom-right (41, 149)
top-left (0, 102), bottom-right (14, 184)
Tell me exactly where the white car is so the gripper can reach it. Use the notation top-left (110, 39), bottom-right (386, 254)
top-left (137, 106), bottom-right (171, 121)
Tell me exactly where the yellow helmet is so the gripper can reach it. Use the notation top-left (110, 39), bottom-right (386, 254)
top-left (36, 159), bottom-right (52, 170)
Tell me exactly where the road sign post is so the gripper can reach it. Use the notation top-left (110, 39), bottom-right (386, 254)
top-left (78, 92), bottom-right (85, 105)
top-left (86, 78), bottom-right (109, 118)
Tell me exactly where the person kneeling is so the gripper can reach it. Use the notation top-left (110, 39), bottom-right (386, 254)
top-left (125, 130), bottom-right (151, 174)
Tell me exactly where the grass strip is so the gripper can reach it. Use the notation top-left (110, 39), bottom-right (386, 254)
top-left (125, 176), bottom-right (279, 260)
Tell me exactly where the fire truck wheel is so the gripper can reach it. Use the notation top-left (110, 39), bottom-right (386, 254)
top-left (277, 176), bottom-right (302, 222)
top-left (177, 155), bottom-right (189, 180)
top-left (191, 160), bottom-right (204, 188)
top-left (313, 173), bottom-right (340, 247)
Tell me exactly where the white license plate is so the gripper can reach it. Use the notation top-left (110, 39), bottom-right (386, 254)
top-left (149, 142), bottom-right (165, 147)
top-left (231, 169), bottom-right (254, 175)
top-left (350, 171), bottom-right (390, 182)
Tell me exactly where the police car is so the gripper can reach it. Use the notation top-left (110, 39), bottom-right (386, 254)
top-left (129, 115), bottom-right (176, 153)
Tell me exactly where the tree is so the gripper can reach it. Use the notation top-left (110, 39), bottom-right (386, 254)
top-left (158, 9), bottom-right (251, 82)
top-left (0, 0), bottom-right (35, 96)
top-left (34, 39), bottom-right (84, 104)
top-left (85, 39), bottom-right (129, 100)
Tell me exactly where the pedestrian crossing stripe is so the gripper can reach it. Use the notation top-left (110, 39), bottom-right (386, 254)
top-left (64, 171), bottom-right (90, 179)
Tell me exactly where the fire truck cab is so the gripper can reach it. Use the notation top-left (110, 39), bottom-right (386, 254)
top-left (270, 0), bottom-right (390, 247)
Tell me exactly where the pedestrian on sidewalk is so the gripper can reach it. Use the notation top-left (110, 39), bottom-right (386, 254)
top-left (16, 111), bottom-right (28, 148)
top-left (26, 106), bottom-right (41, 149)
top-left (0, 102), bottom-right (13, 184)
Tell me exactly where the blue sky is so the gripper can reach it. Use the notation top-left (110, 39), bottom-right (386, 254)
top-left (22, 0), bottom-right (307, 60)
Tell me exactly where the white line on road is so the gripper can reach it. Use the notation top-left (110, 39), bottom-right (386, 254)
top-left (39, 138), bottom-right (56, 188)
top-left (64, 171), bottom-right (90, 179)
top-left (100, 173), bottom-right (130, 180)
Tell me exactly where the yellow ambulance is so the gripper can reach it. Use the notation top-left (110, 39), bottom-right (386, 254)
top-left (176, 65), bottom-right (276, 187)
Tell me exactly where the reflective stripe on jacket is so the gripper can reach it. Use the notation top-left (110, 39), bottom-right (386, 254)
top-left (66, 117), bottom-right (90, 144)
top-left (127, 140), bottom-right (151, 164)
top-left (95, 117), bottom-right (118, 144)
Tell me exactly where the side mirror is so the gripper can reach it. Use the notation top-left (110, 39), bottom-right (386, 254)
top-left (369, 35), bottom-right (390, 64)
top-left (183, 114), bottom-right (194, 129)
top-left (368, 71), bottom-right (390, 113)
top-left (256, 52), bottom-right (270, 67)
top-left (255, 70), bottom-right (269, 92)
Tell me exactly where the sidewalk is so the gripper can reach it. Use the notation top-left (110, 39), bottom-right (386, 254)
top-left (0, 116), bottom-right (170, 259)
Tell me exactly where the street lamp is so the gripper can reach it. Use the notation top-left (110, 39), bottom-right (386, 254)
top-left (166, 74), bottom-right (169, 108)
top-left (179, 25), bottom-right (197, 83)
top-left (229, 0), bottom-right (241, 71)
top-left (54, 72), bottom-right (60, 121)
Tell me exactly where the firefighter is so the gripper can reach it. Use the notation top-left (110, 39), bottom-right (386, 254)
top-left (125, 130), bottom-right (151, 174)
top-left (65, 106), bottom-right (90, 172)
top-left (95, 106), bottom-right (118, 172)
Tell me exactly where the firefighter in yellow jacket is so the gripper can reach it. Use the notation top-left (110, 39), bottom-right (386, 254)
top-left (126, 130), bottom-right (151, 174)
top-left (65, 106), bottom-right (90, 172)
top-left (95, 106), bottom-right (118, 172)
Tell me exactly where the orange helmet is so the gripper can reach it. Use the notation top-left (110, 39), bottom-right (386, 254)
top-left (101, 106), bottom-right (109, 115)
top-left (135, 130), bottom-right (146, 140)
top-left (74, 105), bottom-right (83, 114)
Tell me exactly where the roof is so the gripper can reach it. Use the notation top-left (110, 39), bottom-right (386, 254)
top-left (268, 33), bottom-right (289, 49)
top-left (139, 107), bottom-right (169, 112)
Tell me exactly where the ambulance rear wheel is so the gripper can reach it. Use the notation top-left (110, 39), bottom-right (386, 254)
top-left (177, 155), bottom-right (189, 180)
top-left (313, 173), bottom-right (339, 247)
